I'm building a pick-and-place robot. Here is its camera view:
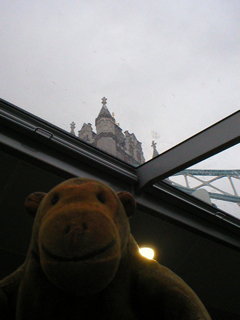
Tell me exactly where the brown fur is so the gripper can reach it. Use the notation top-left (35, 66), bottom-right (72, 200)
top-left (0, 178), bottom-right (211, 319)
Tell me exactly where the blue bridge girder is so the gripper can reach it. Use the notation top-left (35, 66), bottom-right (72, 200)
top-left (174, 169), bottom-right (240, 177)
top-left (170, 169), bottom-right (240, 204)
top-left (175, 185), bottom-right (240, 203)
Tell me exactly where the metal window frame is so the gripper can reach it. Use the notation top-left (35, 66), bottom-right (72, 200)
top-left (136, 110), bottom-right (240, 191)
top-left (0, 98), bottom-right (240, 251)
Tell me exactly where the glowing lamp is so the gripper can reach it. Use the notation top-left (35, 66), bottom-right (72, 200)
top-left (139, 247), bottom-right (154, 260)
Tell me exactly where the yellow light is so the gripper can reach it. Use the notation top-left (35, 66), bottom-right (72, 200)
top-left (139, 247), bottom-right (154, 260)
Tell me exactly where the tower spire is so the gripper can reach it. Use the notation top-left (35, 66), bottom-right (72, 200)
top-left (101, 97), bottom-right (107, 107)
top-left (151, 141), bottom-right (159, 158)
top-left (70, 121), bottom-right (76, 135)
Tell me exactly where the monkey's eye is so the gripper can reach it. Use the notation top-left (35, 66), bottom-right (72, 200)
top-left (51, 194), bottom-right (59, 205)
top-left (97, 193), bottom-right (105, 204)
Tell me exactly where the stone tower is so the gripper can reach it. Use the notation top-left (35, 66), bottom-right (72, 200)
top-left (72, 97), bottom-right (145, 166)
top-left (94, 97), bottom-right (118, 158)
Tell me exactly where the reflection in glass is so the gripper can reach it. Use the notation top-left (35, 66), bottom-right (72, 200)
top-left (165, 144), bottom-right (240, 219)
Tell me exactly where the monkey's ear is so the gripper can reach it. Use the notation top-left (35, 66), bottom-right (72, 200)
top-left (117, 191), bottom-right (136, 218)
top-left (25, 192), bottom-right (46, 217)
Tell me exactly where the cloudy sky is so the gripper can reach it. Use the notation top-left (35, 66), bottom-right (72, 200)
top-left (0, 0), bottom-right (239, 215)
top-left (0, 1), bottom-right (239, 205)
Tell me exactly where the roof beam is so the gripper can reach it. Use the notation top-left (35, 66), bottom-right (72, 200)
top-left (136, 110), bottom-right (240, 192)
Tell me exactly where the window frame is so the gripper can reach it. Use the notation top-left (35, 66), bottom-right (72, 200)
top-left (0, 97), bottom-right (240, 251)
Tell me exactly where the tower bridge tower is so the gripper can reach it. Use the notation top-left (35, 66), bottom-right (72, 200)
top-left (71, 97), bottom-right (145, 166)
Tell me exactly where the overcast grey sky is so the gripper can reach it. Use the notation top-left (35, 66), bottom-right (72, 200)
top-left (0, 0), bottom-right (239, 161)
top-left (0, 0), bottom-right (240, 216)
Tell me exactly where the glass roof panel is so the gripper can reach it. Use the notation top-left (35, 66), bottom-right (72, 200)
top-left (0, 1), bottom-right (239, 165)
top-left (165, 144), bottom-right (240, 220)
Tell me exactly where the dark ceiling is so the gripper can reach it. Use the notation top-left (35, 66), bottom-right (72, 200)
top-left (1, 150), bottom-right (240, 320)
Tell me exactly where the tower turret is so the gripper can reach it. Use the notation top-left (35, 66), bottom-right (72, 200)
top-left (151, 141), bottom-right (159, 158)
top-left (94, 97), bottom-right (117, 156)
top-left (70, 97), bottom-right (145, 165)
